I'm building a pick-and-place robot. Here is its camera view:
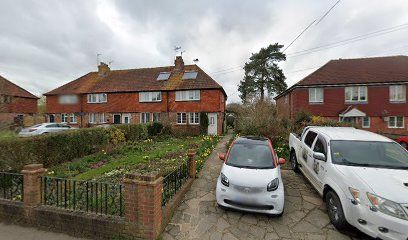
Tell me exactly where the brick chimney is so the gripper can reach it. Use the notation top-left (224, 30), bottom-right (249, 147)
top-left (98, 62), bottom-right (110, 76)
top-left (174, 56), bottom-right (184, 71)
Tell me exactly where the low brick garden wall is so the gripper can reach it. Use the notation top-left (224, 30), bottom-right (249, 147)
top-left (0, 151), bottom-right (198, 239)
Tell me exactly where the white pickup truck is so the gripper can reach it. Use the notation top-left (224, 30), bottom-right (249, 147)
top-left (289, 127), bottom-right (408, 240)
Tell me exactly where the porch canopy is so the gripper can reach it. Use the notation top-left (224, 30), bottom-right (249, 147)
top-left (339, 107), bottom-right (366, 118)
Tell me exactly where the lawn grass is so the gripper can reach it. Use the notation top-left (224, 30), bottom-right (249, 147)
top-left (0, 131), bottom-right (17, 140)
top-left (47, 135), bottom-right (220, 183)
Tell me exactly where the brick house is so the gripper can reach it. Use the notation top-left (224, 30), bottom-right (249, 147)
top-left (275, 56), bottom-right (408, 135)
top-left (44, 56), bottom-right (227, 135)
top-left (0, 75), bottom-right (39, 126)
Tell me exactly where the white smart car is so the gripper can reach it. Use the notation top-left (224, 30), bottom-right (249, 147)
top-left (289, 127), bottom-right (408, 240)
top-left (216, 136), bottom-right (286, 216)
top-left (18, 123), bottom-right (76, 137)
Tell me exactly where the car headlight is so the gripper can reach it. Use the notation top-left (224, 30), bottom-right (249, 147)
top-left (348, 187), bottom-right (360, 204)
top-left (221, 173), bottom-right (229, 187)
top-left (367, 192), bottom-right (408, 220)
top-left (267, 178), bottom-right (279, 192)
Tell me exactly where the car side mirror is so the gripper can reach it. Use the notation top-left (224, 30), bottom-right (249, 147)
top-left (219, 154), bottom-right (225, 161)
top-left (278, 158), bottom-right (286, 165)
top-left (313, 152), bottom-right (326, 161)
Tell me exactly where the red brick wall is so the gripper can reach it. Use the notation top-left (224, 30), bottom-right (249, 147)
top-left (46, 89), bottom-right (226, 134)
top-left (0, 97), bottom-right (37, 114)
top-left (289, 85), bottom-right (408, 117)
top-left (276, 85), bottom-right (408, 135)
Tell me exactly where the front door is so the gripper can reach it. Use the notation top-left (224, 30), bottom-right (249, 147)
top-left (113, 114), bottom-right (121, 124)
top-left (122, 114), bottom-right (130, 124)
top-left (207, 113), bottom-right (217, 135)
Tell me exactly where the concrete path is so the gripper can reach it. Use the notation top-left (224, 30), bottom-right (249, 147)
top-left (0, 222), bottom-right (87, 240)
top-left (162, 135), bottom-right (371, 240)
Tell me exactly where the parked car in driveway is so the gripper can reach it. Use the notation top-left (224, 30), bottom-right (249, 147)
top-left (18, 123), bottom-right (76, 137)
top-left (216, 136), bottom-right (286, 216)
top-left (396, 136), bottom-right (408, 149)
top-left (289, 126), bottom-right (408, 240)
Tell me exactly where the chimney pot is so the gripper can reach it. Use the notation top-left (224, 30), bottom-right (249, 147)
top-left (174, 56), bottom-right (184, 71)
top-left (98, 62), bottom-right (110, 76)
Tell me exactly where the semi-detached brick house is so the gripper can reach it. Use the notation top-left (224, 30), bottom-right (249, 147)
top-left (0, 75), bottom-right (38, 126)
top-left (44, 56), bottom-right (227, 135)
top-left (275, 56), bottom-right (408, 136)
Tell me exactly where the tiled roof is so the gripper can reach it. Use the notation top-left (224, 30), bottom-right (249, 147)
top-left (45, 64), bottom-right (226, 96)
top-left (0, 75), bottom-right (38, 99)
top-left (275, 55), bottom-right (408, 99)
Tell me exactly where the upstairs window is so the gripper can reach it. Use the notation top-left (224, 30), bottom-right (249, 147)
top-left (182, 71), bottom-right (198, 80)
top-left (175, 90), bottom-right (200, 101)
top-left (139, 92), bottom-right (162, 102)
top-left (345, 86), bottom-right (367, 102)
top-left (309, 88), bottom-right (323, 103)
top-left (157, 72), bottom-right (171, 81)
top-left (0, 95), bottom-right (12, 104)
top-left (58, 95), bottom-right (78, 105)
top-left (390, 85), bottom-right (406, 102)
top-left (87, 93), bottom-right (107, 103)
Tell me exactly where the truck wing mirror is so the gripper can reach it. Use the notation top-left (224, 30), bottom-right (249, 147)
top-left (313, 152), bottom-right (326, 161)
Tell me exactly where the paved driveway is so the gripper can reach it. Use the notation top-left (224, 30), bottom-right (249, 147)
top-left (162, 135), bottom-right (371, 240)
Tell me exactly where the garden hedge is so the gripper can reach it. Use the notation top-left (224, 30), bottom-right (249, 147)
top-left (0, 124), bottom-right (149, 171)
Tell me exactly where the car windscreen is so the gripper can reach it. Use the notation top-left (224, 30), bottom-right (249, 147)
top-left (331, 141), bottom-right (408, 169)
top-left (226, 143), bottom-right (275, 169)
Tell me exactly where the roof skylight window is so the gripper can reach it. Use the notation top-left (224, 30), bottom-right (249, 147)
top-left (157, 72), bottom-right (171, 80)
top-left (182, 71), bottom-right (198, 80)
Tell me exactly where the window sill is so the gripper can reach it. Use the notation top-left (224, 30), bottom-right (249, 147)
top-left (176, 123), bottom-right (187, 125)
top-left (345, 101), bottom-right (368, 104)
top-left (389, 101), bottom-right (406, 104)
top-left (139, 101), bottom-right (162, 103)
top-left (175, 100), bottom-right (200, 102)
top-left (308, 102), bottom-right (324, 104)
top-left (388, 127), bottom-right (405, 129)
top-left (87, 102), bottom-right (107, 104)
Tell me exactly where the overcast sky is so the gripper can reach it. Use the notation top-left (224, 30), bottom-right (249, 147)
top-left (1, 0), bottom-right (407, 103)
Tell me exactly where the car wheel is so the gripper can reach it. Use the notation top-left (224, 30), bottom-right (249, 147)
top-left (325, 191), bottom-right (348, 230)
top-left (290, 151), bottom-right (300, 173)
top-left (401, 142), bottom-right (408, 150)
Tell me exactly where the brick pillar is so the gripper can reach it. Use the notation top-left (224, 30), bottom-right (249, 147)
top-left (21, 164), bottom-right (46, 207)
top-left (123, 172), bottom-right (163, 240)
top-left (187, 150), bottom-right (197, 179)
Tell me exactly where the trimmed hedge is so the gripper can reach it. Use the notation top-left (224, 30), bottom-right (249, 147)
top-left (0, 124), bottom-right (149, 171)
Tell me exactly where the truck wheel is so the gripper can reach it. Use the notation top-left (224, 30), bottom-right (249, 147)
top-left (325, 191), bottom-right (348, 230)
top-left (290, 151), bottom-right (300, 173)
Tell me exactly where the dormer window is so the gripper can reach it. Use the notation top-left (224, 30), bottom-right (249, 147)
top-left (157, 72), bottom-right (171, 80)
top-left (182, 71), bottom-right (198, 80)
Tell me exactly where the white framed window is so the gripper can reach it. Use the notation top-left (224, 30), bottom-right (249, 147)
top-left (345, 86), bottom-right (367, 102)
top-left (361, 117), bottom-right (370, 128)
top-left (69, 113), bottom-right (77, 123)
top-left (177, 113), bottom-right (187, 124)
top-left (189, 113), bottom-right (200, 124)
top-left (141, 113), bottom-right (150, 124)
top-left (309, 88), bottom-right (323, 103)
top-left (89, 113), bottom-right (97, 124)
top-left (58, 95), bottom-right (78, 105)
top-left (87, 93), bottom-right (107, 103)
top-left (153, 113), bottom-right (160, 122)
top-left (390, 85), bottom-right (406, 102)
top-left (139, 92), bottom-right (162, 102)
top-left (122, 114), bottom-right (131, 124)
top-left (61, 114), bottom-right (68, 123)
top-left (175, 90), bottom-right (200, 101)
top-left (388, 116), bottom-right (404, 128)
top-left (100, 113), bottom-right (106, 123)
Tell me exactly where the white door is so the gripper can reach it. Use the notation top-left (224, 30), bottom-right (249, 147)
top-left (207, 113), bottom-right (217, 135)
